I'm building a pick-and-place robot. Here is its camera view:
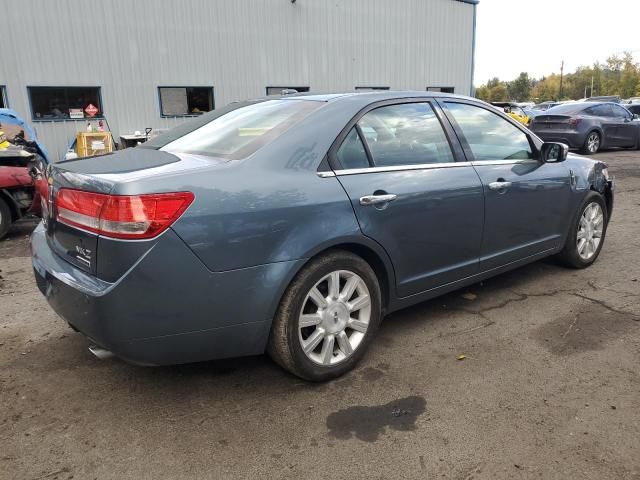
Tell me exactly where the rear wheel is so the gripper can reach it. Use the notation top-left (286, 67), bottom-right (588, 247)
top-left (268, 250), bottom-right (382, 381)
top-left (556, 191), bottom-right (608, 268)
top-left (581, 131), bottom-right (601, 155)
top-left (0, 198), bottom-right (12, 240)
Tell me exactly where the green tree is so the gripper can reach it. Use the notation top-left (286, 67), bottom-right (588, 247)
top-left (507, 72), bottom-right (532, 102)
top-left (489, 83), bottom-right (508, 102)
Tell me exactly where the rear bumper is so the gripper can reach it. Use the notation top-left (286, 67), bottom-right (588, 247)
top-left (31, 223), bottom-right (304, 365)
top-left (532, 129), bottom-right (585, 149)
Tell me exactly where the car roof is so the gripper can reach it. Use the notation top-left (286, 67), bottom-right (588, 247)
top-left (271, 90), bottom-right (471, 103)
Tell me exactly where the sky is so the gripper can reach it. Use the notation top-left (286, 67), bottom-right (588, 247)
top-left (474, 0), bottom-right (640, 86)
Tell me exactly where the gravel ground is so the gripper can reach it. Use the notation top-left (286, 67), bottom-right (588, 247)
top-left (1, 151), bottom-right (639, 480)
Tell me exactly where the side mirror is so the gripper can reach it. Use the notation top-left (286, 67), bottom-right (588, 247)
top-left (541, 142), bottom-right (568, 163)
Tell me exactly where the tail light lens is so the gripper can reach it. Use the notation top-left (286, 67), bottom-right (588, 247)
top-left (55, 189), bottom-right (194, 239)
top-left (569, 118), bottom-right (581, 127)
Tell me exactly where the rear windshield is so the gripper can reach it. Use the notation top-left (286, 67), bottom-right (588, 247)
top-left (157, 99), bottom-right (321, 160)
top-left (545, 103), bottom-right (588, 115)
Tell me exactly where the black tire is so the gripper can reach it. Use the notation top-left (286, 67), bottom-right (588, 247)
top-left (0, 198), bottom-right (12, 240)
top-left (580, 131), bottom-right (601, 155)
top-left (267, 250), bottom-right (382, 381)
top-left (556, 191), bottom-right (608, 268)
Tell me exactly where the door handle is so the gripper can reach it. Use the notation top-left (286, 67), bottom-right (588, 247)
top-left (359, 194), bottom-right (397, 206)
top-left (488, 181), bottom-right (512, 191)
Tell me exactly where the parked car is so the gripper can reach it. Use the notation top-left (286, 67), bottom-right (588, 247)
top-left (530, 101), bottom-right (561, 111)
top-left (587, 95), bottom-right (621, 103)
top-left (530, 101), bottom-right (640, 154)
top-left (491, 102), bottom-right (530, 125)
top-left (0, 108), bottom-right (50, 238)
top-left (624, 104), bottom-right (640, 116)
top-left (31, 92), bottom-right (614, 381)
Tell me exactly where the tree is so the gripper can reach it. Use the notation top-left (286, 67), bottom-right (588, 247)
top-left (474, 51), bottom-right (640, 102)
top-left (489, 83), bottom-right (508, 102)
top-left (474, 77), bottom-right (509, 102)
top-left (507, 72), bottom-right (532, 102)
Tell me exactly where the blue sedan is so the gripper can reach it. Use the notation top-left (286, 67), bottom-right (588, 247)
top-left (31, 92), bottom-right (614, 380)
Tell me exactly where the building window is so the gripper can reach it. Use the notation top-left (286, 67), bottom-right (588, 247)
top-left (0, 86), bottom-right (6, 108)
top-left (427, 86), bottom-right (455, 93)
top-left (28, 86), bottom-right (103, 121)
top-left (266, 86), bottom-right (310, 96)
top-left (158, 87), bottom-right (214, 117)
top-left (355, 86), bottom-right (390, 91)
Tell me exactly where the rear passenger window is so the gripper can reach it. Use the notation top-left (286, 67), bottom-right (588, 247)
top-left (612, 105), bottom-right (631, 118)
top-left (336, 128), bottom-right (370, 169)
top-left (591, 104), bottom-right (613, 117)
top-left (445, 102), bottom-right (532, 161)
top-left (357, 103), bottom-right (454, 167)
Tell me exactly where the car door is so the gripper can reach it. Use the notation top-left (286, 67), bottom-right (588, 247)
top-left (611, 104), bottom-right (637, 147)
top-left (440, 100), bottom-right (572, 271)
top-left (591, 104), bottom-right (618, 147)
top-left (330, 100), bottom-right (485, 297)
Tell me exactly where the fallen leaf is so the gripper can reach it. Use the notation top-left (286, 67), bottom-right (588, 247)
top-left (462, 293), bottom-right (477, 301)
top-left (457, 354), bottom-right (466, 361)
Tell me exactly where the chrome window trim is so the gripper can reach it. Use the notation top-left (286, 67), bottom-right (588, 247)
top-left (471, 159), bottom-right (539, 166)
top-left (329, 162), bottom-right (471, 176)
top-left (316, 159), bottom-right (540, 177)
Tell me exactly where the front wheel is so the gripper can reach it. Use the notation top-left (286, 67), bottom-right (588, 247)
top-left (581, 131), bottom-right (601, 155)
top-left (0, 198), bottom-right (12, 240)
top-left (268, 250), bottom-right (382, 381)
top-left (556, 191), bottom-right (608, 268)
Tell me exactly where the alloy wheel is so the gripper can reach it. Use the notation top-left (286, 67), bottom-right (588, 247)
top-left (577, 202), bottom-right (604, 260)
top-left (587, 133), bottom-right (600, 153)
top-left (298, 270), bottom-right (371, 366)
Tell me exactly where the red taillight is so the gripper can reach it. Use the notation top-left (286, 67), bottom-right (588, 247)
top-left (568, 118), bottom-right (580, 127)
top-left (55, 189), bottom-right (194, 239)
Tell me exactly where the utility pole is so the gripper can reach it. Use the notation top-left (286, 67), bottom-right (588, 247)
top-left (559, 60), bottom-right (564, 100)
top-left (591, 75), bottom-right (594, 97)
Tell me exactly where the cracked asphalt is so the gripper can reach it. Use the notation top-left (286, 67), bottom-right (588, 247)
top-left (1, 150), bottom-right (639, 480)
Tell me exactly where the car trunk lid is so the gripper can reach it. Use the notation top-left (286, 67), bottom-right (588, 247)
top-left (43, 148), bottom-right (212, 276)
top-left (531, 114), bottom-right (574, 130)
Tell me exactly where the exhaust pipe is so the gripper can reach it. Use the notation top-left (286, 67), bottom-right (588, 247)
top-left (89, 345), bottom-right (114, 360)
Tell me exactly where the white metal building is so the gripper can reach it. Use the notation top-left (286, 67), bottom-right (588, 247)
top-left (0, 0), bottom-right (478, 160)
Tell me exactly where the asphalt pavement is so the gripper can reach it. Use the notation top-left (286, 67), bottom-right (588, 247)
top-left (1, 150), bottom-right (638, 480)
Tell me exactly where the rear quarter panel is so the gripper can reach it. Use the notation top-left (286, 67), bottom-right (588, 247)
top-left (150, 98), bottom-right (374, 272)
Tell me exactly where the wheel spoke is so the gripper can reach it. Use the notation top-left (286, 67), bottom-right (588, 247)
top-left (348, 295), bottom-right (370, 313)
top-left (577, 229), bottom-right (586, 240)
top-left (299, 313), bottom-right (322, 328)
top-left (593, 228), bottom-right (603, 238)
top-left (302, 328), bottom-right (324, 353)
top-left (308, 287), bottom-right (328, 309)
top-left (320, 334), bottom-right (335, 365)
top-left (336, 331), bottom-right (353, 356)
top-left (328, 271), bottom-right (340, 300)
top-left (577, 238), bottom-right (587, 254)
top-left (348, 317), bottom-right (368, 333)
top-left (580, 216), bottom-right (588, 229)
top-left (593, 214), bottom-right (604, 227)
top-left (340, 275), bottom-right (359, 302)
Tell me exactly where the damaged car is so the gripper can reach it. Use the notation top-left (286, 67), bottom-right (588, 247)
top-left (31, 92), bottom-right (613, 380)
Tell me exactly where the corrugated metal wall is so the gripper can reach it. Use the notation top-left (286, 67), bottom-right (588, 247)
top-left (0, 0), bottom-right (474, 160)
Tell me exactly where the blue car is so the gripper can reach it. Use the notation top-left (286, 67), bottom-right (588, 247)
top-left (31, 92), bottom-right (614, 380)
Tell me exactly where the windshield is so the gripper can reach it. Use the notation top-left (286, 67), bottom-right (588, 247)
top-left (160, 100), bottom-right (321, 159)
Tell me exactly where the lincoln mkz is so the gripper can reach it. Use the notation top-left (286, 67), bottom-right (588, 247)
top-left (31, 92), bottom-right (614, 380)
